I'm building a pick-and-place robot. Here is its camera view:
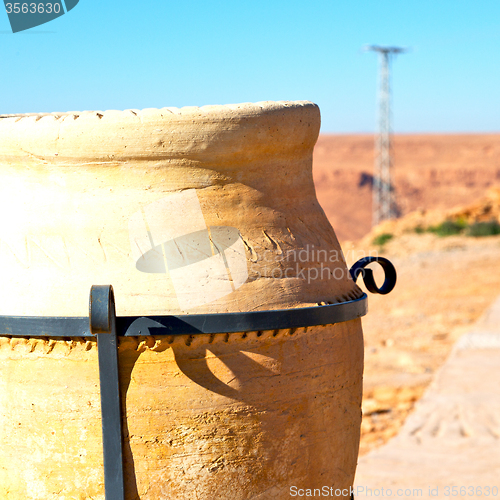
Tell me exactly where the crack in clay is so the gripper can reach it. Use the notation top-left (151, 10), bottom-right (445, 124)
top-left (17, 147), bottom-right (48, 163)
top-left (242, 238), bottom-right (258, 263)
top-left (262, 229), bottom-right (283, 255)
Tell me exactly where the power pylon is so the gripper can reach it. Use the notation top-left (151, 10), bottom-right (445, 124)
top-left (366, 45), bottom-right (407, 227)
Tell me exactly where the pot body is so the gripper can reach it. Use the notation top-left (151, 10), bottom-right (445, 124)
top-left (0, 101), bottom-right (364, 499)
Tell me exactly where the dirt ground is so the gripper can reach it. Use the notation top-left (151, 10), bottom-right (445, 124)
top-left (341, 232), bottom-right (500, 455)
top-left (312, 133), bottom-right (500, 455)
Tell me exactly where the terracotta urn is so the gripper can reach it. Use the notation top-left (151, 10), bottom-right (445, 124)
top-left (0, 101), bottom-right (365, 499)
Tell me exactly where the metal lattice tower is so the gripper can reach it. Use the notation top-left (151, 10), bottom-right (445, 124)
top-left (367, 45), bottom-right (407, 227)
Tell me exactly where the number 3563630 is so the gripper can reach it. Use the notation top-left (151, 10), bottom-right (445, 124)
top-left (5, 3), bottom-right (62, 14)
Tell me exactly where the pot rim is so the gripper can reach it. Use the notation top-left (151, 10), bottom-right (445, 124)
top-left (0, 100), bottom-right (320, 163)
top-left (0, 99), bottom-right (316, 121)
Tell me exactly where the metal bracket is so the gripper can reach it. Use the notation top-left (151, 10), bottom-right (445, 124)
top-left (90, 285), bottom-right (125, 500)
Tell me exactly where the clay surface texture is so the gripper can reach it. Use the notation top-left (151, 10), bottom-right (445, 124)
top-left (0, 101), bottom-right (364, 499)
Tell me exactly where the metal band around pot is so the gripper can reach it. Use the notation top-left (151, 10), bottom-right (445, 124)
top-left (0, 256), bottom-right (396, 500)
top-left (0, 294), bottom-right (367, 338)
top-left (0, 257), bottom-right (398, 338)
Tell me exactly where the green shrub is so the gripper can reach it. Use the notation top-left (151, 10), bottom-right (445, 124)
top-left (466, 220), bottom-right (500, 237)
top-left (414, 225), bottom-right (425, 234)
top-left (373, 233), bottom-right (394, 246)
top-left (428, 220), bottom-right (466, 237)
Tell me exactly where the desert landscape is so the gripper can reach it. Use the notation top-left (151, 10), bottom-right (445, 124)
top-left (312, 134), bottom-right (500, 456)
top-left (313, 134), bottom-right (500, 240)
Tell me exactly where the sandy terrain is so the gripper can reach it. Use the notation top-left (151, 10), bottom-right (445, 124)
top-left (355, 295), bottom-right (500, 498)
top-left (312, 134), bottom-right (500, 456)
top-left (347, 232), bottom-right (500, 455)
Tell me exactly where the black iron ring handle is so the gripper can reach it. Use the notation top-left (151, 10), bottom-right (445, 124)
top-left (349, 256), bottom-right (397, 295)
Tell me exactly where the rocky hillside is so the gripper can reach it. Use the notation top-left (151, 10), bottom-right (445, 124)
top-left (313, 135), bottom-right (500, 455)
top-left (313, 134), bottom-right (500, 241)
top-left (340, 187), bottom-right (500, 454)
top-left (364, 186), bottom-right (500, 243)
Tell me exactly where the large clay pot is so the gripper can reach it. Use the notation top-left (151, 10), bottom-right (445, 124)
top-left (0, 101), bottom-right (364, 499)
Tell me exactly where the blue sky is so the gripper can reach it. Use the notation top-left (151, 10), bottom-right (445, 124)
top-left (1, 0), bottom-right (499, 133)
